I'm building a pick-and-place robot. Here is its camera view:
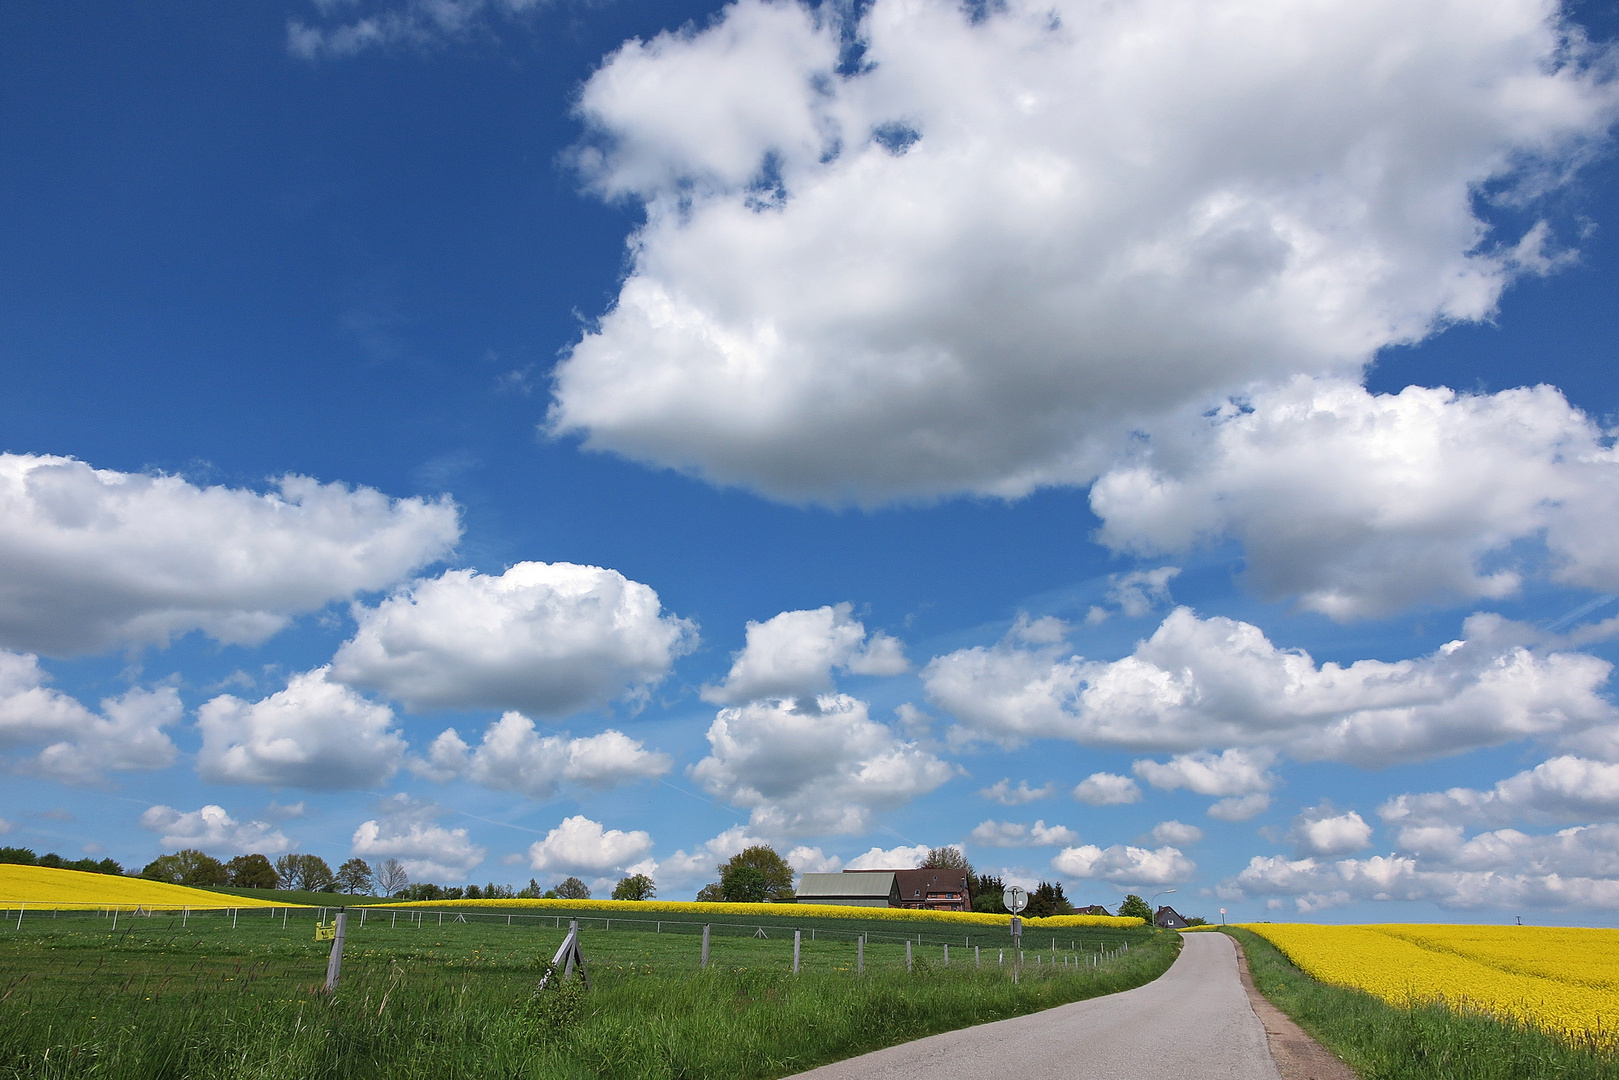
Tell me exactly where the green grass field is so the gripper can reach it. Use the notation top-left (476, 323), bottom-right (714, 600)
top-left (1227, 927), bottom-right (1619, 1080)
top-left (0, 905), bottom-right (1175, 1079)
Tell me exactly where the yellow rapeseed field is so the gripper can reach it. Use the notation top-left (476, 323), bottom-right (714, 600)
top-left (0, 864), bottom-right (288, 910)
top-left (1244, 922), bottom-right (1619, 1047)
top-left (372, 896), bottom-right (1143, 930)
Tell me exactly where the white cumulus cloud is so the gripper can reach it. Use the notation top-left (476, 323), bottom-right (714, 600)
top-left (1092, 378), bottom-right (1619, 620)
top-left (413, 712), bottom-right (671, 797)
top-left (1053, 843), bottom-right (1195, 887)
top-left (969, 819), bottom-right (1079, 848)
top-left (690, 694), bottom-right (956, 835)
top-left (197, 667), bottom-right (407, 790)
top-left (925, 608), bottom-right (1616, 766)
top-left (140, 804), bottom-right (291, 855)
top-left (846, 843), bottom-right (932, 870)
top-left (0, 453), bottom-right (457, 655)
top-left (550, 0), bottom-right (1617, 504)
top-left (525, 814), bottom-right (654, 878)
top-left (701, 603), bottom-right (907, 704)
top-left (1227, 823), bottom-right (1619, 912)
top-left (351, 795), bottom-right (486, 882)
top-left (1148, 821), bottom-right (1203, 847)
top-left (1381, 756), bottom-right (1619, 829)
top-left (1287, 805), bottom-right (1374, 857)
top-left (979, 778), bottom-right (1056, 805)
top-left (0, 651), bottom-right (180, 782)
top-left (1072, 773), bottom-right (1142, 806)
top-left (332, 562), bottom-right (695, 715)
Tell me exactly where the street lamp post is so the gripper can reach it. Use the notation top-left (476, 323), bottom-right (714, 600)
top-left (1149, 889), bottom-right (1177, 928)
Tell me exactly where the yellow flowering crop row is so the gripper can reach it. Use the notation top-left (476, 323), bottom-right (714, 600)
top-left (1244, 923), bottom-right (1619, 1047)
top-left (0, 864), bottom-right (289, 910)
top-left (372, 896), bottom-right (1142, 930)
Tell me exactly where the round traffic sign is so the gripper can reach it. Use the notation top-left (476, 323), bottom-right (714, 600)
top-left (1003, 884), bottom-right (1028, 913)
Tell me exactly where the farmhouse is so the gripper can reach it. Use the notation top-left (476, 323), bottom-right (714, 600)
top-left (794, 869), bottom-right (974, 910)
top-left (1155, 905), bottom-right (1190, 929)
top-left (796, 871), bottom-right (901, 907)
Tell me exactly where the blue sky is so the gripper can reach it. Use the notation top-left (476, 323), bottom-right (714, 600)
top-left (3, 0), bottom-right (1619, 924)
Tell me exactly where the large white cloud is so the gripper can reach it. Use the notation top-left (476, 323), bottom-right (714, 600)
top-left (924, 608), bottom-right (1616, 766)
top-left (414, 711), bottom-right (670, 797)
top-left (549, 0), bottom-right (1617, 504)
top-left (140, 804), bottom-right (291, 855)
top-left (525, 814), bottom-right (654, 878)
top-left (351, 794), bottom-right (486, 882)
top-left (1228, 824), bottom-right (1619, 912)
top-left (1053, 843), bottom-right (1195, 887)
top-left (701, 603), bottom-right (907, 704)
top-left (197, 667), bottom-right (407, 790)
top-left (0, 454), bottom-right (458, 655)
top-left (0, 650), bottom-right (180, 782)
top-left (1381, 756), bottom-right (1619, 829)
top-left (1092, 378), bottom-right (1619, 620)
top-left (690, 694), bottom-right (956, 834)
top-left (332, 562), bottom-right (695, 715)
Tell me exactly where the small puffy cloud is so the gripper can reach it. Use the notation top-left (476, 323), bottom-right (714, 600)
top-left (1093, 379), bottom-right (1619, 621)
top-left (333, 562), bottom-right (695, 715)
top-left (1088, 567), bottom-right (1181, 624)
top-left (1288, 805), bottom-right (1373, 857)
top-left (1134, 749), bottom-right (1275, 797)
top-left (702, 604), bottom-right (907, 705)
top-left (197, 667), bottom-right (406, 791)
top-left (925, 608), bottom-right (1615, 766)
top-left (1227, 823), bottom-right (1619, 912)
top-left (412, 712), bottom-right (670, 798)
top-left (969, 819), bottom-right (1079, 848)
top-left (846, 843), bottom-right (932, 870)
top-left (0, 453), bottom-right (457, 656)
top-left (1148, 821), bottom-right (1203, 847)
top-left (787, 845), bottom-right (844, 874)
top-left (351, 795), bottom-right (485, 882)
top-left (690, 694), bottom-right (956, 835)
top-left (140, 804), bottom-right (291, 855)
top-left (1052, 843), bottom-right (1195, 887)
top-left (1208, 794), bottom-right (1273, 822)
top-left (550, 0), bottom-right (1617, 504)
top-left (1072, 772), bottom-right (1142, 806)
top-left (0, 650), bottom-right (180, 782)
top-left (525, 815), bottom-right (654, 878)
top-left (1381, 756), bottom-right (1619, 830)
top-left (979, 778), bottom-right (1055, 805)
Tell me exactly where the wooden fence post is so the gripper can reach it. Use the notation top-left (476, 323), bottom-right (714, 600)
top-left (793, 930), bottom-right (801, 974)
top-left (702, 924), bottom-right (710, 969)
top-left (857, 934), bottom-right (864, 974)
top-left (943, 943), bottom-right (949, 967)
top-left (324, 908), bottom-right (348, 993)
top-left (906, 940), bottom-right (912, 972)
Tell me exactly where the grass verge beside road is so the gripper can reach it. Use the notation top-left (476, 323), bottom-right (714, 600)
top-left (1, 908), bottom-right (1177, 1080)
top-left (1226, 927), bottom-right (1619, 1080)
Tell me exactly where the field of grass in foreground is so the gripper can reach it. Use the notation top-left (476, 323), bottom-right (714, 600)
top-left (1227, 927), bottom-right (1619, 1080)
top-left (0, 906), bottom-right (1176, 1080)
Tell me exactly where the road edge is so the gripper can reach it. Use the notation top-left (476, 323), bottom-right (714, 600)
top-left (1225, 933), bottom-right (1362, 1080)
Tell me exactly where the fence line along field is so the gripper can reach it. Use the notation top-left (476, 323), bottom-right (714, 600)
top-left (0, 890), bottom-right (1174, 1080)
top-left (1243, 922), bottom-right (1619, 1050)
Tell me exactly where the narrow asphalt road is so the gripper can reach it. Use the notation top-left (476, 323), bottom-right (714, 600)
top-left (785, 932), bottom-right (1282, 1080)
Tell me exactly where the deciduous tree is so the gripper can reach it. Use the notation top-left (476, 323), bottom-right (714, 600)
top-left (612, 873), bottom-right (656, 901)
